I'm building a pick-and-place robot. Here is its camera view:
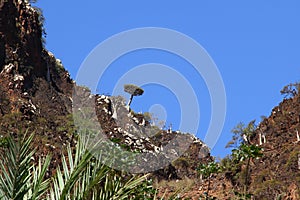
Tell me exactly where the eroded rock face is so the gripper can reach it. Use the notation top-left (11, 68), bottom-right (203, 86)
top-left (72, 92), bottom-right (212, 178)
top-left (1, 0), bottom-right (44, 79)
top-left (0, 0), bottom-right (73, 113)
top-left (0, 0), bottom-right (76, 177)
top-left (0, 0), bottom-right (213, 181)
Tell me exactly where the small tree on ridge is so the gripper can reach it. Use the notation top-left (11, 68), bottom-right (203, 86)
top-left (124, 84), bottom-right (144, 107)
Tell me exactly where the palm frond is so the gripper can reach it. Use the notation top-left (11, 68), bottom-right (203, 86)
top-left (0, 132), bottom-right (35, 200)
top-left (0, 130), bottom-right (155, 200)
top-left (49, 135), bottom-right (94, 200)
top-left (29, 154), bottom-right (52, 200)
top-left (110, 174), bottom-right (149, 200)
top-left (49, 135), bottom-right (152, 200)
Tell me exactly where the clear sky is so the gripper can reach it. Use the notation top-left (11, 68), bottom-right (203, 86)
top-left (35, 0), bottom-right (300, 158)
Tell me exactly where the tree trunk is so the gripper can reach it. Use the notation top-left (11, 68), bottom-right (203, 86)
top-left (127, 94), bottom-right (133, 107)
top-left (259, 133), bottom-right (262, 145)
top-left (262, 134), bottom-right (266, 144)
top-left (112, 104), bottom-right (118, 119)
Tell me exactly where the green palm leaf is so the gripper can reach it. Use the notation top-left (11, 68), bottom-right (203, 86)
top-left (0, 132), bottom-right (34, 200)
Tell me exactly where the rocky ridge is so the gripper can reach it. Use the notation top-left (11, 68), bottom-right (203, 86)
top-left (0, 0), bottom-right (211, 179)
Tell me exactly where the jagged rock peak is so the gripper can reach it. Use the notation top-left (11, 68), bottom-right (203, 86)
top-left (0, 0), bottom-right (73, 93)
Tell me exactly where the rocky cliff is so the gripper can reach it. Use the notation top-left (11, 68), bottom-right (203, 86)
top-left (2, 1), bottom-right (299, 199)
top-left (248, 92), bottom-right (300, 199)
top-left (0, 0), bottom-right (211, 179)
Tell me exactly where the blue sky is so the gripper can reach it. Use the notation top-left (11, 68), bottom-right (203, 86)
top-left (35, 0), bottom-right (300, 158)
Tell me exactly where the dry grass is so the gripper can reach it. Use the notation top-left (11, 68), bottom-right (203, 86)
top-left (154, 177), bottom-right (196, 199)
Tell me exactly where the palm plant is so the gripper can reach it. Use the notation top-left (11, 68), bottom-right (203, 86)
top-left (48, 135), bottom-right (149, 200)
top-left (0, 132), bottom-right (51, 200)
top-left (0, 132), bottom-right (151, 200)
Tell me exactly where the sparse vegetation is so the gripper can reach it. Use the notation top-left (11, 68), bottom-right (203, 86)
top-left (280, 82), bottom-right (300, 99)
top-left (172, 157), bottom-right (190, 172)
top-left (154, 177), bottom-right (195, 199)
top-left (232, 144), bottom-right (263, 199)
top-left (226, 120), bottom-right (256, 149)
top-left (224, 121), bottom-right (264, 199)
top-left (1, 1), bottom-right (300, 198)
top-left (197, 161), bottom-right (221, 199)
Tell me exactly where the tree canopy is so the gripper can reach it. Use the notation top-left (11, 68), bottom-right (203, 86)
top-left (124, 84), bottom-right (144, 96)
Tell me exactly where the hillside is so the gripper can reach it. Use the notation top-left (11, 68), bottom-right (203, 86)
top-left (153, 89), bottom-right (300, 200)
top-left (249, 91), bottom-right (300, 199)
top-left (0, 0), bottom-right (211, 180)
top-left (0, 1), bottom-right (300, 199)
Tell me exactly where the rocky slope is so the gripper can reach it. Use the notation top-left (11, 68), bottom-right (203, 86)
top-left (181, 92), bottom-right (300, 199)
top-left (248, 93), bottom-right (300, 199)
top-left (1, 1), bottom-right (299, 199)
top-left (0, 0), bottom-right (211, 179)
top-left (156, 92), bottom-right (300, 200)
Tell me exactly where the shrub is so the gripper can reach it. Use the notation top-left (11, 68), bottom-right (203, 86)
top-left (280, 82), bottom-right (300, 99)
